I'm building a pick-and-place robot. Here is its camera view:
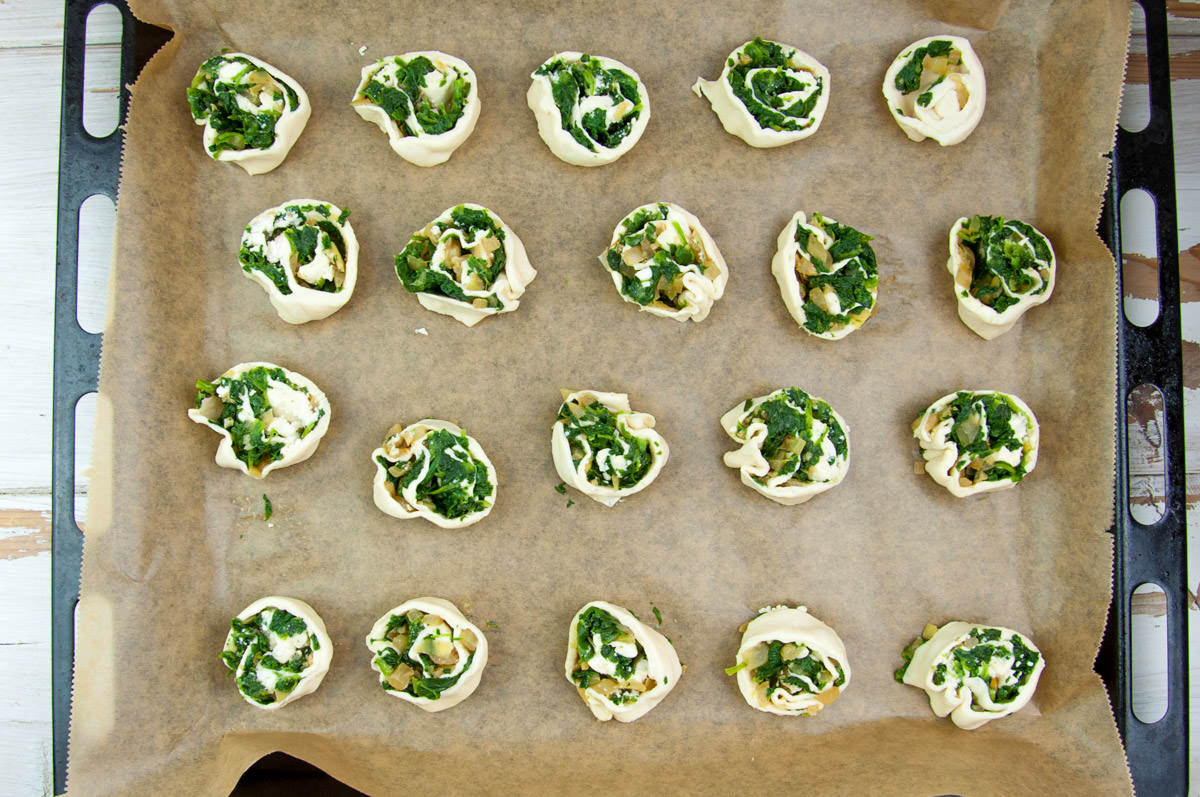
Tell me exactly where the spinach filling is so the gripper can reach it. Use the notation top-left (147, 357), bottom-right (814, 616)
top-left (194, 366), bottom-right (324, 472)
top-left (558, 398), bottom-right (653, 490)
top-left (725, 37), bottom-right (824, 132)
top-left (893, 39), bottom-right (956, 95)
top-left (239, 203), bottom-right (350, 295)
top-left (534, 53), bottom-right (643, 152)
top-left (358, 55), bottom-right (471, 136)
top-left (604, 203), bottom-right (707, 308)
top-left (394, 205), bottom-right (507, 309)
top-left (958, 215), bottom-right (1053, 313)
top-left (752, 640), bottom-right (845, 698)
top-left (943, 391), bottom-right (1031, 483)
top-left (377, 428), bottom-right (493, 521)
top-left (187, 55), bottom-right (300, 156)
top-left (793, 214), bottom-right (878, 335)
top-left (571, 607), bottom-right (644, 697)
top-left (736, 388), bottom-right (847, 485)
top-left (221, 607), bottom-right (313, 706)
top-left (371, 611), bottom-right (476, 700)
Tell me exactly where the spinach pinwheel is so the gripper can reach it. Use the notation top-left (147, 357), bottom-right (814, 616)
top-left (186, 52), bottom-right (310, 175)
top-left (239, 200), bottom-right (357, 324)
top-left (527, 52), bottom-right (650, 166)
top-left (883, 36), bottom-right (985, 146)
top-left (394, 203), bottom-right (537, 326)
top-left (948, 215), bottom-right (1056, 339)
top-left (220, 596), bottom-right (332, 710)
top-left (728, 605), bottom-right (850, 717)
top-left (351, 51), bottom-right (480, 167)
top-left (551, 390), bottom-right (669, 507)
top-left (600, 202), bottom-right (728, 322)
top-left (895, 621), bottom-right (1045, 730)
top-left (721, 388), bottom-right (849, 505)
top-left (366, 597), bottom-right (488, 712)
top-left (913, 390), bottom-right (1039, 497)
top-left (771, 211), bottom-right (878, 339)
top-left (372, 419), bottom-right (497, 528)
top-left (692, 37), bottom-right (830, 148)
top-left (189, 362), bottom-right (330, 478)
top-left (565, 600), bottom-right (682, 723)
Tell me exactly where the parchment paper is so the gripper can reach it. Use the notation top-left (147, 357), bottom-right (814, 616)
top-left (68, 1), bottom-right (1133, 794)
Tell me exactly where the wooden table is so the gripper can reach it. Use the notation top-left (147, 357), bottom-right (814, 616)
top-left (1, 0), bottom-right (1196, 793)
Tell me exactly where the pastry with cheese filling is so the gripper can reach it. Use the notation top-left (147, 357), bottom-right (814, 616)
top-left (895, 621), bottom-right (1045, 730)
top-left (882, 36), bottom-right (985, 146)
top-left (600, 202), bottom-right (728, 322)
top-left (913, 390), bottom-right (1038, 497)
top-left (728, 605), bottom-right (849, 716)
top-left (771, 211), bottom-right (878, 339)
top-left (351, 52), bottom-right (480, 167)
top-left (366, 597), bottom-right (488, 712)
top-left (220, 596), bottom-right (332, 710)
top-left (948, 215), bottom-right (1056, 339)
top-left (565, 600), bottom-right (682, 722)
top-left (394, 203), bottom-right (536, 327)
top-left (190, 362), bottom-right (330, 478)
top-left (692, 37), bottom-right (829, 147)
top-left (372, 419), bottom-right (496, 528)
top-left (186, 52), bottom-right (310, 175)
top-left (238, 200), bottom-right (357, 324)
top-left (527, 52), bottom-right (649, 166)
top-left (721, 387), bottom-right (849, 505)
top-left (551, 390), bottom-right (668, 507)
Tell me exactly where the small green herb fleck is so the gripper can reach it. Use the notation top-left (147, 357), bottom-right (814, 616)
top-left (262, 494), bottom-right (273, 521)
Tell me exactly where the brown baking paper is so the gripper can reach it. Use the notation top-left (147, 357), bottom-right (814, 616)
top-left (68, 1), bottom-right (1133, 794)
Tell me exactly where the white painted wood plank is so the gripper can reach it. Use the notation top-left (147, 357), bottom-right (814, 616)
top-left (0, 0), bottom-right (121, 50)
top-left (0, 553), bottom-right (52, 797)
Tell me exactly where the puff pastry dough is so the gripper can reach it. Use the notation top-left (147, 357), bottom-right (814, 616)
top-left (220, 596), bottom-right (332, 710)
top-left (730, 605), bottom-right (849, 716)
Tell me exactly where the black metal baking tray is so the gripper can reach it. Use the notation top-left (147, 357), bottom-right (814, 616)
top-left (51, 0), bottom-right (1187, 793)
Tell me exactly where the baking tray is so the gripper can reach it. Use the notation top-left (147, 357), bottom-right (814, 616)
top-left (50, 0), bottom-right (1187, 793)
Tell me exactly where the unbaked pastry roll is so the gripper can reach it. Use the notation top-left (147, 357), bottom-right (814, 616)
top-left (728, 605), bottom-right (849, 716)
top-left (721, 387), bottom-right (849, 505)
top-left (527, 52), bottom-right (649, 166)
top-left (351, 52), bottom-right (480, 167)
top-left (372, 419), bottom-right (496, 528)
top-left (771, 211), bottom-right (878, 339)
top-left (882, 36), bottom-right (985, 146)
top-left (948, 215), bottom-right (1056, 339)
top-left (238, 200), bottom-right (357, 324)
top-left (913, 390), bottom-right (1038, 497)
top-left (220, 596), bottom-right (332, 710)
top-left (565, 600), bottom-right (682, 722)
top-left (895, 621), bottom-right (1045, 730)
top-left (551, 389), bottom-right (669, 507)
top-left (600, 202), bottom-right (728, 322)
top-left (692, 37), bottom-right (829, 147)
top-left (190, 362), bottom-right (330, 478)
top-left (186, 52), bottom-right (310, 175)
top-left (366, 597), bottom-right (488, 712)
top-left (394, 203), bottom-right (536, 327)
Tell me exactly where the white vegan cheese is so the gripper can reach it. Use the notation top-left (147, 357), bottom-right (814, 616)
top-left (565, 600), bottom-right (682, 722)
top-left (551, 389), bottom-right (669, 507)
top-left (882, 36), bottom-right (985, 146)
top-left (186, 52), bottom-right (311, 175)
top-left (220, 596), bottom-right (333, 710)
top-left (366, 597), bottom-right (488, 712)
top-left (527, 52), bottom-right (650, 166)
top-left (693, 37), bottom-right (829, 148)
top-left (239, 200), bottom-right (358, 324)
top-left (721, 387), bottom-right (849, 505)
top-left (913, 390), bottom-right (1039, 497)
top-left (731, 605), bottom-right (850, 716)
top-left (947, 215), bottom-right (1056, 339)
top-left (188, 362), bottom-right (330, 478)
top-left (897, 621), bottom-right (1045, 730)
top-left (372, 419), bottom-right (497, 528)
top-left (351, 51), bottom-right (481, 167)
